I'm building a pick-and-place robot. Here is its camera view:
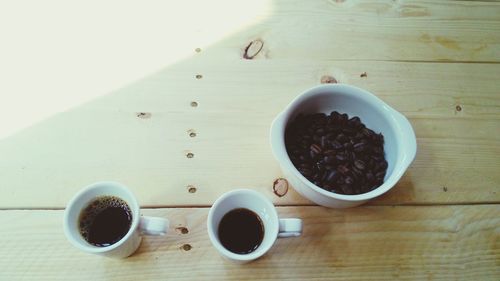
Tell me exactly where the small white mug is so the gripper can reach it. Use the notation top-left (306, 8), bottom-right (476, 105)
top-left (63, 181), bottom-right (169, 258)
top-left (207, 189), bottom-right (302, 263)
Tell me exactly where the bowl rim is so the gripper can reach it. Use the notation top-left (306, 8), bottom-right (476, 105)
top-left (271, 83), bottom-right (416, 202)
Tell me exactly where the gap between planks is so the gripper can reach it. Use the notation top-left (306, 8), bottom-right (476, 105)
top-left (2, 201), bottom-right (500, 211)
top-left (313, 59), bottom-right (500, 65)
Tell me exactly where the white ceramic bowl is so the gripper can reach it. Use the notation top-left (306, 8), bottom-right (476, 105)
top-left (270, 84), bottom-right (417, 208)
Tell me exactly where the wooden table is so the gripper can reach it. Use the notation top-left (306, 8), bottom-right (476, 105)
top-left (1, 0), bottom-right (499, 280)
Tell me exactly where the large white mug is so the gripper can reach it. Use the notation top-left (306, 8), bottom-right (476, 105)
top-left (63, 181), bottom-right (169, 258)
top-left (207, 189), bottom-right (302, 263)
top-left (270, 84), bottom-right (417, 208)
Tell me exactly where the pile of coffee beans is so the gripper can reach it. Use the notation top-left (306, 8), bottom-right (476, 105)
top-left (285, 111), bottom-right (388, 195)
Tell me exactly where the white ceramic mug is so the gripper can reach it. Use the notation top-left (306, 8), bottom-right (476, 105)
top-left (207, 189), bottom-right (302, 263)
top-left (63, 181), bottom-right (169, 258)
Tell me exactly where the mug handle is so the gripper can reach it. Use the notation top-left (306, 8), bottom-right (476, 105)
top-left (139, 216), bottom-right (169, 236)
top-left (278, 218), bottom-right (302, 238)
top-left (392, 109), bottom-right (417, 169)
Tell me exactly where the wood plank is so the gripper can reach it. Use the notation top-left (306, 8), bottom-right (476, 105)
top-left (1, 0), bottom-right (500, 138)
top-left (1, 206), bottom-right (498, 280)
top-left (206, 0), bottom-right (500, 63)
top-left (0, 61), bottom-right (498, 208)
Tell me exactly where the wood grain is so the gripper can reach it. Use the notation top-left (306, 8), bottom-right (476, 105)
top-left (1, 1), bottom-right (499, 280)
top-left (1, 0), bottom-right (499, 208)
top-left (207, 0), bottom-right (500, 63)
top-left (0, 206), bottom-right (498, 280)
top-left (0, 60), bottom-right (498, 208)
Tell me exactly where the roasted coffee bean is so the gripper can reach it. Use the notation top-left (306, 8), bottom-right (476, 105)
top-left (375, 171), bottom-right (385, 181)
top-left (336, 133), bottom-right (348, 143)
top-left (326, 126), bottom-right (338, 134)
top-left (312, 113), bottom-right (327, 120)
top-left (323, 184), bottom-right (334, 190)
top-left (361, 128), bottom-right (374, 138)
top-left (320, 136), bottom-right (327, 148)
top-left (299, 163), bottom-right (310, 169)
top-left (353, 142), bottom-right (366, 152)
top-left (324, 150), bottom-right (336, 156)
top-left (331, 141), bottom-right (343, 150)
top-left (349, 152), bottom-right (356, 161)
top-left (326, 133), bottom-right (336, 140)
top-left (309, 150), bottom-right (318, 160)
top-left (335, 152), bottom-right (348, 162)
top-left (354, 160), bottom-right (366, 170)
top-left (285, 111), bottom-right (388, 195)
top-left (339, 113), bottom-right (348, 123)
top-left (310, 144), bottom-right (322, 154)
top-left (341, 184), bottom-right (353, 195)
top-left (317, 171), bottom-right (325, 181)
top-left (348, 116), bottom-right (361, 127)
top-left (299, 141), bottom-right (308, 149)
top-left (299, 168), bottom-right (312, 177)
top-left (337, 165), bottom-right (349, 174)
top-left (316, 161), bottom-right (325, 171)
top-left (356, 175), bottom-right (365, 185)
top-left (353, 132), bottom-right (363, 141)
top-left (312, 173), bottom-right (320, 181)
top-left (344, 129), bottom-right (355, 137)
top-left (343, 142), bottom-right (352, 150)
top-left (374, 161), bottom-right (388, 172)
top-left (324, 155), bottom-right (335, 164)
top-left (352, 167), bottom-right (362, 178)
top-left (366, 171), bottom-right (374, 182)
top-left (325, 170), bottom-right (339, 182)
top-left (373, 133), bottom-right (384, 145)
top-left (321, 171), bottom-right (330, 182)
top-left (345, 176), bottom-right (354, 186)
top-left (372, 146), bottom-right (383, 156)
top-left (330, 111), bottom-right (341, 121)
top-left (315, 128), bottom-right (325, 135)
top-left (379, 160), bottom-right (388, 170)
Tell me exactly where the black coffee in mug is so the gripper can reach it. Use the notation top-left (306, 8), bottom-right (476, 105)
top-left (218, 208), bottom-right (264, 254)
top-left (78, 195), bottom-right (132, 247)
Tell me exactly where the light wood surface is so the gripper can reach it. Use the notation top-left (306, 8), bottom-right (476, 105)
top-left (0, 61), bottom-right (499, 208)
top-left (1, 206), bottom-right (499, 280)
top-left (0, 0), bottom-right (499, 280)
top-left (1, 40), bottom-right (499, 209)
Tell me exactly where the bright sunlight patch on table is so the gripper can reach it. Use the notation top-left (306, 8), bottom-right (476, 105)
top-left (0, 0), bottom-right (272, 139)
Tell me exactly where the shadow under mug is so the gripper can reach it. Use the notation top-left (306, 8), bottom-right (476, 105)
top-left (207, 189), bottom-right (302, 263)
top-left (63, 181), bottom-right (169, 258)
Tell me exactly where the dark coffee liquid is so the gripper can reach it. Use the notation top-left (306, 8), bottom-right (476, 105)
top-left (218, 208), bottom-right (264, 254)
top-left (78, 196), bottom-right (132, 247)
